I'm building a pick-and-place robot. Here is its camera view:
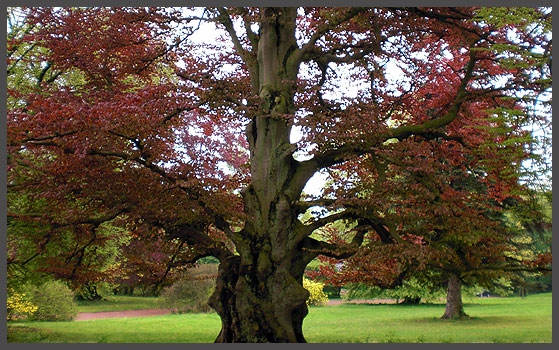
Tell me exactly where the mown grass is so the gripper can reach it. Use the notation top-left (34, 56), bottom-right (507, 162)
top-left (7, 313), bottom-right (221, 343)
top-left (304, 293), bottom-right (552, 343)
top-left (7, 292), bottom-right (552, 343)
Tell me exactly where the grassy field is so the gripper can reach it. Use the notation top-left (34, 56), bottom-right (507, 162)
top-left (7, 292), bottom-right (551, 343)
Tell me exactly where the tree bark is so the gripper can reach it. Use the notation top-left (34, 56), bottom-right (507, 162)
top-left (208, 253), bottom-right (311, 342)
top-left (441, 273), bottom-right (469, 319)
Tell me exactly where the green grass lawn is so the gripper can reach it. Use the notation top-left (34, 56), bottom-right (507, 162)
top-left (7, 292), bottom-right (551, 343)
top-left (304, 293), bottom-right (552, 343)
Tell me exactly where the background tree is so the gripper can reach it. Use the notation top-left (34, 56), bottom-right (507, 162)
top-left (504, 191), bottom-right (552, 295)
top-left (7, 187), bottom-right (133, 299)
top-left (7, 7), bottom-right (551, 342)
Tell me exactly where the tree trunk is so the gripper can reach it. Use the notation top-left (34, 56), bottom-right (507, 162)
top-left (207, 8), bottom-right (315, 342)
top-left (401, 296), bottom-right (421, 305)
top-left (208, 254), bottom-right (310, 342)
top-left (76, 283), bottom-right (104, 301)
top-left (441, 273), bottom-right (468, 319)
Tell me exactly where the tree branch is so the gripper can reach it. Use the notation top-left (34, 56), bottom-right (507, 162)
top-left (299, 209), bottom-right (357, 238)
top-left (216, 7), bottom-right (259, 90)
top-left (152, 240), bottom-right (186, 290)
top-left (238, 8), bottom-right (259, 50)
top-left (293, 198), bottom-right (337, 212)
top-left (294, 46), bottom-right (479, 181)
top-left (169, 223), bottom-right (234, 263)
top-left (387, 48), bottom-right (478, 141)
top-left (300, 224), bottom-right (367, 259)
top-left (18, 132), bottom-right (239, 249)
top-left (403, 7), bottom-right (490, 41)
top-left (293, 7), bottom-right (369, 66)
top-left (16, 130), bottom-right (79, 145)
top-left (460, 263), bottom-right (552, 277)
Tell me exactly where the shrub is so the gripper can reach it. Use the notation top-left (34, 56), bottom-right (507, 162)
top-left (26, 280), bottom-right (78, 321)
top-left (7, 288), bottom-right (38, 321)
top-left (159, 278), bottom-right (215, 314)
top-left (303, 278), bottom-right (329, 306)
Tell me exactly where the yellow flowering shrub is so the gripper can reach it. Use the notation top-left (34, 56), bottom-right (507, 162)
top-left (7, 289), bottom-right (38, 321)
top-left (303, 278), bottom-right (329, 306)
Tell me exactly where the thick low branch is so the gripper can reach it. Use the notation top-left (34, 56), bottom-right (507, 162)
top-left (300, 225), bottom-right (367, 260)
top-left (387, 50), bottom-right (477, 141)
top-left (299, 210), bottom-right (357, 238)
top-left (291, 144), bottom-right (362, 194)
top-left (359, 217), bottom-right (403, 244)
top-left (169, 223), bottom-right (234, 262)
top-left (293, 198), bottom-right (337, 212)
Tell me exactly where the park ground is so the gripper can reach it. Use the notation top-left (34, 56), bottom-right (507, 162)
top-left (7, 292), bottom-right (552, 343)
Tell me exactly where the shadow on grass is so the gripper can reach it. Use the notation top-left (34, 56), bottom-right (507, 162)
top-left (415, 315), bottom-right (528, 325)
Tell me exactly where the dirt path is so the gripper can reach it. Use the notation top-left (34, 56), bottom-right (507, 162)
top-left (74, 299), bottom-right (397, 321)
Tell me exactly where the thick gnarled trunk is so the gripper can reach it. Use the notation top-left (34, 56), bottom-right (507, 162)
top-left (208, 254), bottom-right (310, 342)
top-left (207, 137), bottom-right (313, 342)
top-left (441, 273), bottom-right (468, 319)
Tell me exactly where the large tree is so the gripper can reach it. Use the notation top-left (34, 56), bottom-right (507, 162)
top-left (7, 7), bottom-right (551, 342)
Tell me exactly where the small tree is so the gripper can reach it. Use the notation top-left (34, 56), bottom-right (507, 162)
top-left (158, 265), bottom-right (218, 313)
